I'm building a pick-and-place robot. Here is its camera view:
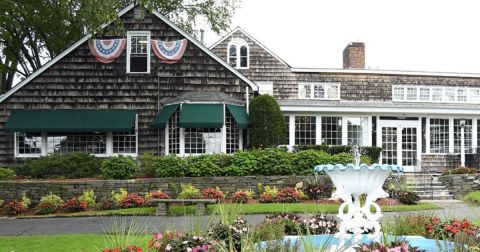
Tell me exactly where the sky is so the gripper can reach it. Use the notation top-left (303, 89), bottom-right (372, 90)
top-left (205, 0), bottom-right (480, 73)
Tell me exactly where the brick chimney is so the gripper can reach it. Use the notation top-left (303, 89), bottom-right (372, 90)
top-left (343, 42), bottom-right (365, 69)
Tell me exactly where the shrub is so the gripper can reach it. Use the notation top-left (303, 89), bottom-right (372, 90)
top-left (0, 167), bottom-right (15, 180)
top-left (101, 156), bottom-right (138, 180)
top-left (304, 179), bottom-right (328, 200)
top-left (119, 193), bottom-right (144, 208)
top-left (443, 166), bottom-right (477, 175)
top-left (275, 187), bottom-right (300, 203)
top-left (103, 245), bottom-right (143, 252)
top-left (208, 217), bottom-right (249, 251)
top-left (249, 95), bottom-right (287, 148)
top-left (145, 190), bottom-right (171, 206)
top-left (21, 192), bottom-right (31, 209)
top-left (111, 188), bottom-right (128, 207)
top-left (293, 145), bottom-right (382, 163)
top-left (232, 190), bottom-right (252, 204)
top-left (397, 191), bottom-right (420, 205)
top-left (148, 231), bottom-right (216, 252)
top-left (302, 214), bottom-right (338, 234)
top-left (154, 155), bottom-right (187, 177)
top-left (360, 155), bottom-right (372, 165)
top-left (331, 152), bottom-right (355, 165)
top-left (178, 184), bottom-right (200, 199)
top-left (98, 198), bottom-right (117, 210)
top-left (259, 186), bottom-right (279, 203)
top-left (253, 219), bottom-right (286, 242)
top-left (78, 189), bottom-right (96, 208)
top-left (13, 153), bottom-right (102, 179)
top-left (186, 155), bottom-right (221, 177)
top-left (291, 150), bottom-right (331, 175)
top-left (4, 200), bottom-right (26, 216)
top-left (139, 153), bottom-right (162, 178)
top-left (0, 199), bottom-right (3, 208)
top-left (62, 198), bottom-right (88, 212)
top-left (201, 187), bottom-right (225, 202)
top-left (266, 213), bottom-right (302, 235)
top-left (384, 214), bottom-right (429, 236)
top-left (425, 217), bottom-right (480, 240)
top-left (226, 151), bottom-right (257, 176)
top-left (254, 148), bottom-right (293, 175)
top-left (34, 192), bottom-right (64, 215)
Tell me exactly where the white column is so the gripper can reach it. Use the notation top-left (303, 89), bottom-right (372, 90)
top-left (41, 132), bottom-right (48, 156)
top-left (461, 125), bottom-right (465, 167)
top-left (449, 118), bottom-right (454, 153)
top-left (315, 115), bottom-right (322, 145)
top-left (397, 126), bottom-right (402, 166)
top-left (367, 116), bottom-right (373, 146)
top-left (425, 117), bottom-right (430, 154)
top-left (164, 125), bottom-right (169, 155)
top-left (341, 116), bottom-right (348, 145)
top-left (106, 132), bottom-right (113, 156)
top-left (179, 128), bottom-right (185, 156)
top-left (239, 130), bottom-right (243, 150)
top-left (473, 119), bottom-right (478, 150)
top-left (221, 105), bottom-right (226, 153)
top-left (289, 115), bottom-right (295, 147)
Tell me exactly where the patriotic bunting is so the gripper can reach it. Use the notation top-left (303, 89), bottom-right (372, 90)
top-left (151, 39), bottom-right (188, 64)
top-left (88, 39), bottom-right (126, 64)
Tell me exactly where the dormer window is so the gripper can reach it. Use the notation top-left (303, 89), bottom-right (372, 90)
top-left (127, 31), bottom-right (150, 73)
top-left (227, 38), bottom-right (249, 69)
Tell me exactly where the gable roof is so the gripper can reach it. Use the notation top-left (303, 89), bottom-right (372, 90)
top-left (0, 4), bottom-right (258, 103)
top-left (209, 26), bottom-right (291, 68)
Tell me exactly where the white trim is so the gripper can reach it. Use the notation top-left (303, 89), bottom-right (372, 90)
top-left (288, 115), bottom-right (295, 147)
top-left (256, 81), bottom-right (274, 95)
top-left (106, 132), bottom-right (113, 156)
top-left (315, 115), bottom-right (322, 145)
top-left (221, 104), bottom-right (227, 153)
top-left (280, 105), bottom-right (480, 115)
top-left (164, 124), bottom-right (169, 155)
top-left (392, 85), bottom-right (480, 104)
top-left (473, 119), bottom-right (478, 150)
top-left (227, 38), bottom-right (249, 69)
top-left (298, 82), bottom-right (341, 100)
top-left (209, 27), bottom-right (290, 68)
top-left (291, 67), bottom-right (480, 78)
top-left (126, 31), bottom-right (151, 74)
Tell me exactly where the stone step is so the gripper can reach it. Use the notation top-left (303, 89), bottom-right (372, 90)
top-left (417, 194), bottom-right (454, 200)
top-left (409, 185), bottom-right (447, 190)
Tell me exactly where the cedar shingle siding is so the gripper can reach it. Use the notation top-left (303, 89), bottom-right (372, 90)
top-left (0, 7), bottom-right (251, 165)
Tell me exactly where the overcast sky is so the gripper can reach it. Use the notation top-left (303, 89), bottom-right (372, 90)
top-left (205, 0), bottom-right (480, 73)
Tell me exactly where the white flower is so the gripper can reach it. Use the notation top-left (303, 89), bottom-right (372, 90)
top-left (166, 244), bottom-right (172, 251)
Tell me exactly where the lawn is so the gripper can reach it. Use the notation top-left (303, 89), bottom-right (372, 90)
top-left (464, 191), bottom-right (480, 204)
top-left (0, 234), bottom-right (151, 252)
top-left (17, 202), bottom-right (439, 218)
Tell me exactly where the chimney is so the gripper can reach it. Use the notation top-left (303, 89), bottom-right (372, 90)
top-left (343, 42), bottom-right (365, 69)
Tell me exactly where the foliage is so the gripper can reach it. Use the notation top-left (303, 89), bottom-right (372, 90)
top-left (78, 189), bottom-right (96, 208)
top-left (201, 187), bottom-right (225, 202)
top-left (259, 185), bottom-right (279, 203)
top-left (253, 148), bottom-right (293, 175)
top-left (248, 95), bottom-right (287, 148)
top-left (4, 200), bottom-right (26, 216)
top-left (0, 167), bottom-right (15, 180)
top-left (266, 213), bottom-right (302, 235)
top-left (62, 198), bottom-right (88, 212)
top-left (356, 240), bottom-right (423, 252)
top-left (304, 178), bottom-right (328, 200)
top-left (331, 152), bottom-right (355, 165)
top-left (138, 153), bottom-right (162, 178)
top-left (111, 188), bottom-right (129, 207)
top-left (178, 184), bottom-right (201, 199)
top-left (294, 145), bottom-right (383, 163)
top-left (154, 155), bottom-right (188, 177)
top-left (0, 199), bottom-right (3, 208)
top-left (101, 156), bottom-right (138, 180)
top-left (464, 191), bottom-right (480, 204)
top-left (144, 190), bottom-right (171, 207)
top-left (13, 153), bottom-right (102, 179)
top-left (425, 217), bottom-right (480, 242)
top-left (397, 191), bottom-right (420, 205)
top-left (119, 193), bottom-right (145, 208)
top-left (231, 190), bottom-right (252, 204)
top-left (225, 151), bottom-right (257, 176)
top-left (302, 214), bottom-right (338, 234)
top-left (34, 192), bottom-right (64, 215)
top-left (384, 214), bottom-right (429, 236)
top-left (21, 192), bottom-right (31, 209)
top-left (443, 166), bottom-right (478, 175)
top-left (253, 219), bottom-right (286, 242)
top-left (186, 155), bottom-right (222, 177)
top-left (98, 198), bottom-right (118, 210)
top-left (360, 155), bottom-right (372, 165)
top-left (147, 231), bottom-right (216, 252)
top-left (291, 150), bottom-right (331, 175)
top-left (275, 187), bottom-right (300, 203)
top-left (102, 245), bottom-right (143, 252)
top-left (208, 217), bottom-right (249, 251)
top-left (0, 0), bottom-right (239, 93)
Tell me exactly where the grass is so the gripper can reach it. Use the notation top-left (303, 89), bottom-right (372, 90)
top-left (463, 191), bottom-right (480, 204)
top-left (0, 233), bottom-right (151, 252)
top-left (16, 202), bottom-right (439, 218)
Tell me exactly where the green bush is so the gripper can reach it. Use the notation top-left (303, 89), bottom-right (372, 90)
top-left (178, 184), bottom-right (200, 199)
top-left (254, 148), bottom-right (293, 175)
top-left (101, 156), bottom-right (138, 180)
top-left (186, 155), bottom-right (222, 177)
top-left (0, 168), bottom-right (15, 180)
top-left (248, 95), bottom-right (287, 148)
top-left (13, 153), bottom-right (102, 179)
top-left (294, 145), bottom-right (382, 163)
top-left (226, 151), bottom-right (257, 176)
top-left (291, 150), bottom-right (331, 175)
top-left (331, 153), bottom-right (355, 165)
top-left (138, 153), bottom-right (162, 178)
top-left (463, 191), bottom-right (480, 204)
top-left (154, 155), bottom-right (187, 177)
top-left (34, 192), bottom-right (64, 215)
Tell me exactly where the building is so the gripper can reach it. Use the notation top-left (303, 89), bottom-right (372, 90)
top-left (0, 5), bottom-right (257, 165)
top-left (210, 27), bottom-right (480, 172)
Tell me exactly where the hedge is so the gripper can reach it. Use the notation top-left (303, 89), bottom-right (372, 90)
top-left (293, 145), bottom-right (382, 163)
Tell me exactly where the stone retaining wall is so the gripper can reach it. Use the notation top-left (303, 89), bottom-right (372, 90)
top-left (0, 175), bottom-right (332, 203)
top-left (438, 173), bottom-right (480, 199)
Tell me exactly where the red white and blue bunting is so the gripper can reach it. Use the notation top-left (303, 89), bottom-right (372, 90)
top-left (88, 39), bottom-right (126, 64)
top-left (151, 39), bottom-right (188, 64)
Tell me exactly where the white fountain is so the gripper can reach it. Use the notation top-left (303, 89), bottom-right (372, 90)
top-left (314, 146), bottom-right (403, 250)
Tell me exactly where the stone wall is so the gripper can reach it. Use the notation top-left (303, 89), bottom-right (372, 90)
top-left (0, 175), bottom-right (333, 203)
top-left (438, 173), bottom-right (480, 199)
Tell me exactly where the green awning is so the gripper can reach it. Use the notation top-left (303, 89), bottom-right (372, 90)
top-left (226, 105), bottom-right (250, 129)
top-left (179, 104), bottom-right (224, 128)
top-left (3, 110), bottom-right (136, 132)
top-left (151, 104), bottom-right (179, 129)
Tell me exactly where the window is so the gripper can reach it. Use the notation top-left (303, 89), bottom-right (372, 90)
top-left (432, 88), bottom-right (443, 101)
top-left (454, 119), bottom-right (472, 153)
top-left (257, 81), bottom-right (274, 95)
top-left (457, 88), bottom-right (467, 102)
top-left (298, 83), bottom-right (340, 100)
top-left (393, 86), bottom-right (480, 103)
top-left (127, 31), bottom-right (150, 73)
top-left (184, 128), bottom-right (221, 154)
top-left (393, 87), bottom-right (405, 101)
top-left (227, 38), bottom-right (249, 69)
top-left (46, 132), bottom-right (107, 155)
top-left (470, 89), bottom-right (480, 103)
top-left (347, 117), bottom-right (368, 146)
top-left (406, 87), bottom-right (417, 101)
top-left (419, 87), bottom-right (430, 101)
top-left (322, 117), bottom-right (342, 145)
top-left (283, 116), bottom-right (290, 145)
top-left (226, 111), bottom-right (240, 154)
top-left (429, 118), bottom-right (449, 153)
top-left (295, 116), bottom-right (316, 145)
top-left (16, 132), bottom-right (42, 156)
top-left (168, 109), bottom-right (180, 154)
top-left (113, 131), bottom-right (137, 155)
top-left (445, 88), bottom-right (455, 102)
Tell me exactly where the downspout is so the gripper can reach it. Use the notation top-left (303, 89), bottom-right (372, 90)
top-left (157, 67), bottom-right (161, 155)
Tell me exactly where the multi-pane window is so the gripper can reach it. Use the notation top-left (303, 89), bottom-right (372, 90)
top-left (454, 119), bottom-right (473, 153)
top-left (127, 32), bottom-right (150, 73)
top-left (298, 83), bottom-right (340, 100)
top-left (16, 132), bottom-right (42, 155)
top-left (284, 116), bottom-right (290, 145)
top-left (227, 39), bottom-right (248, 69)
top-left (322, 117), bottom-right (342, 145)
top-left (226, 111), bottom-right (240, 154)
top-left (168, 109), bottom-right (180, 154)
top-left (46, 132), bottom-right (107, 155)
top-left (393, 86), bottom-right (480, 103)
top-left (429, 119), bottom-right (449, 153)
top-left (347, 117), bottom-right (368, 146)
top-left (294, 116), bottom-right (316, 145)
top-left (113, 131), bottom-right (136, 155)
top-left (184, 128), bottom-right (221, 154)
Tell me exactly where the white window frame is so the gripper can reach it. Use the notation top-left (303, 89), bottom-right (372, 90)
top-left (392, 85), bottom-right (480, 104)
top-left (256, 81), bottom-right (274, 95)
top-left (14, 132), bottom-right (44, 158)
top-left (425, 116), bottom-right (478, 154)
top-left (126, 31), bottom-right (151, 74)
top-left (227, 38), bottom-right (249, 69)
top-left (298, 82), bottom-right (341, 100)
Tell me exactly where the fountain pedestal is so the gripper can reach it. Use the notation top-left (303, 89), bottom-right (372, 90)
top-left (315, 163), bottom-right (403, 246)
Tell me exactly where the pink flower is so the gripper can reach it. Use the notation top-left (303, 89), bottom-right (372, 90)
top-left (154, 233), bottom-right (163, 240)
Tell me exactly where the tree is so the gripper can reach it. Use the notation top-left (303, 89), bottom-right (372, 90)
top-left (0, 0), bottom-right (239, 93)
top-left (248, 95), bottom-right (287, 148)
